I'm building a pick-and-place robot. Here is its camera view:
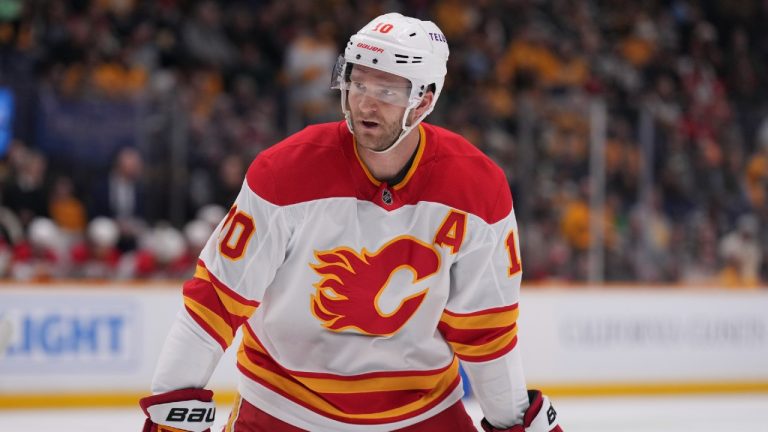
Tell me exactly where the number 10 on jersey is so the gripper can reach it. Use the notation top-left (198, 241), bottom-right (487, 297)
top-left (219, 205), bottom-right (256, 260)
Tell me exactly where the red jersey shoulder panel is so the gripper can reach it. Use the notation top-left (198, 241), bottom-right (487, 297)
top-left (418, 123), bottom-right (513, 225)
top-left (246, 122), bottom-right (356, 205)
top-left (245, 121), bottom-right (513, 224)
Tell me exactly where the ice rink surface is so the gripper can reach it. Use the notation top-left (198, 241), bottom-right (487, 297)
top-left (1, 393), bottom-right (766, 432)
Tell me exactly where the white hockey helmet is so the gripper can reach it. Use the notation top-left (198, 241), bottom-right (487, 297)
top-left (149, 224), bottom-right (186, 264)
top-left (28, 217), bottom-right (60, 249)
top-left (332, 13), bottom-right (450, 152)
top-left (87, 217), bottom-right (119, 249)
top-left (196, 204), bottom-right (227, 229)
top-left (184, 219), bottom-right (213, 251)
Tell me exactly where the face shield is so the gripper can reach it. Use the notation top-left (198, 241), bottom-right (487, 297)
top-left (330, 55), bottom-right (412, 108)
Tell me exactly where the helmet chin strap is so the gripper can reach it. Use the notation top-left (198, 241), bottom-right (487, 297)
top-left (367, 109), bottom-right (415, 154)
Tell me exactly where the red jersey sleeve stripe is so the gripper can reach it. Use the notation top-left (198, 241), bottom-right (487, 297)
top-left (182, 262), bottom-right (261, 350)
top-left (462, 334), bottom-right (518, 362)
top-left (195, 259), bottom-right (260, 311)
top-left (184, 297), bottom-right (229, 350)
top-left (442, 326), bottom-right (519, 362)
top-left (439, 303), bottom-right (519, 330)
top-left (438, 321), bottom-right (517, 347)
top-left (183, 278), bottom-right (240, 347)
top-left (438, 304), bottom-right (519, 360)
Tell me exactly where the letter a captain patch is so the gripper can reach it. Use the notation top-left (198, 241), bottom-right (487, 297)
top-left (434, 210), bottom-right (467, 254)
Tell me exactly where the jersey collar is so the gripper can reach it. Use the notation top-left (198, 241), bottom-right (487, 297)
top-left (351, 124), bottom-right (426, 191)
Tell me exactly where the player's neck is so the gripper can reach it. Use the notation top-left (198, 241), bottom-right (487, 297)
top-left (357, 128), bottom-right (420, 183)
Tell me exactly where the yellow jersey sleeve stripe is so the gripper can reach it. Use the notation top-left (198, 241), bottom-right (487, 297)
top-left (184, 296), bottom-right (235, 346)
top-left (440, 306), bottom-right (519, 330)
top-left (448, 325), bottom-right (518, 358)
top-left (213, 284), bottom-right (257, 319)
top-left (193, 264), bottom-right (211, 281)
top-left (194, 264), bottom-right (258, 319)
top-left (241, 325), bottom-right (268, 355)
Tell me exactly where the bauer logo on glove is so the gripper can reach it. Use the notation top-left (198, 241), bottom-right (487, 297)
top-left (140, 388), bottom-right (216, 432)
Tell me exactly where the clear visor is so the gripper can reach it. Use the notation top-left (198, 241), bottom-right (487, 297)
top-left (330, 55), bottom-right (347, 90)
top-left (330, 55), bottom-right (412, 108)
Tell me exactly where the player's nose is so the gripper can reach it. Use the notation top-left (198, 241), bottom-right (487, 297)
top-left (356, 93), bottom-right (379, 112)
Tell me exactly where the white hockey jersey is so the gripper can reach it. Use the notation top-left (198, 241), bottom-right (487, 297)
top-left (165, 121), bottom-right (526, 430)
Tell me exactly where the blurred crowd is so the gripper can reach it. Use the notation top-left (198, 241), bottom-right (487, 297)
top-left (0, 0), bottom-right (766, 286)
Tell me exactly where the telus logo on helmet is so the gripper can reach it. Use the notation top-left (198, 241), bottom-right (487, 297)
top-left (356, 43), bottom-right (384, 53)
top-left (428, 32), bottom-right (447, 43)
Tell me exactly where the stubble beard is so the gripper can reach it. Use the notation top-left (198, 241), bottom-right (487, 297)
top-left (352, 116), bottom-right (403, 152)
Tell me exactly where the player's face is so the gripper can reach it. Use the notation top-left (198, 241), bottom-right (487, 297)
top-left (347, 65), bottom-right (412, 152)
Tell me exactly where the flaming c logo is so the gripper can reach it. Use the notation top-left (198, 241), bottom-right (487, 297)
top-left (310, 237), bottom-right (440, 336)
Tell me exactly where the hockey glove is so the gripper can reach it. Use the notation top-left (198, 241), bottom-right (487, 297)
top-left (481, 389), bottom-right (562, 432)
top-left (139, 388), bottom-right (216, 432)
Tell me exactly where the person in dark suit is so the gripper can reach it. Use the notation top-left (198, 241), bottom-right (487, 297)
top-left (90, 146), bottom-right (147, 251)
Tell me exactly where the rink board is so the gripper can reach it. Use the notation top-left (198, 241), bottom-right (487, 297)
top-left (1, 283), bottom-right (767, 408)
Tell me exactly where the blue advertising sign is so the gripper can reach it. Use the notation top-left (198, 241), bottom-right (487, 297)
top-left (0, 294), bottom-right (141, 374)
top-left (37, 90), bottom-right (137, 169)
top-left (0, 88), bottom-right (14, 157)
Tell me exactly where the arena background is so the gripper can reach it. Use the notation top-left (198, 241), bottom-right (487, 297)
top-left (1, 1), bottom-right (767, 431)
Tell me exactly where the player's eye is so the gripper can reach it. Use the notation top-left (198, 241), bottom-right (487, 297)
top-left (351, 81), bottom-right (366, 92)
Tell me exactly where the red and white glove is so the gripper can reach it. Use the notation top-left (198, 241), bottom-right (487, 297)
top-left (481, 390), bottom-right (562, 432)
top-left (140, 388), bottom-right (216, 432)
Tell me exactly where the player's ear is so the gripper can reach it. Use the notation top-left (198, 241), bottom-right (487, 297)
top-left (410, 89), bottom-right (434, 123)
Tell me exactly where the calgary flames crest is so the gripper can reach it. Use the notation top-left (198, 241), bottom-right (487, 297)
top-left (310, 237), bottom-right (440, 336)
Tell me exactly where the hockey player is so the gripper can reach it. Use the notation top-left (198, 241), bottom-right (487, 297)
top-left (141, 13), bottom-right (562, 432)
top-left (10, 217), bottom-right (63, 281)
top-left (69, 217), bottom-right (122, 279)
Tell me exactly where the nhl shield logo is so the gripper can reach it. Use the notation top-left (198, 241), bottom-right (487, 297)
top-left (382, 188), bottom-right (393, 205)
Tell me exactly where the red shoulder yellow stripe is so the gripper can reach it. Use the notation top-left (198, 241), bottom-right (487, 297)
top-left (438, 304), bottom-right (519, 362)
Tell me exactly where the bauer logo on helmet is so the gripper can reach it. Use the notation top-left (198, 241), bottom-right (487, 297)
top-left (356, 43), bottom-right (385, 53)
